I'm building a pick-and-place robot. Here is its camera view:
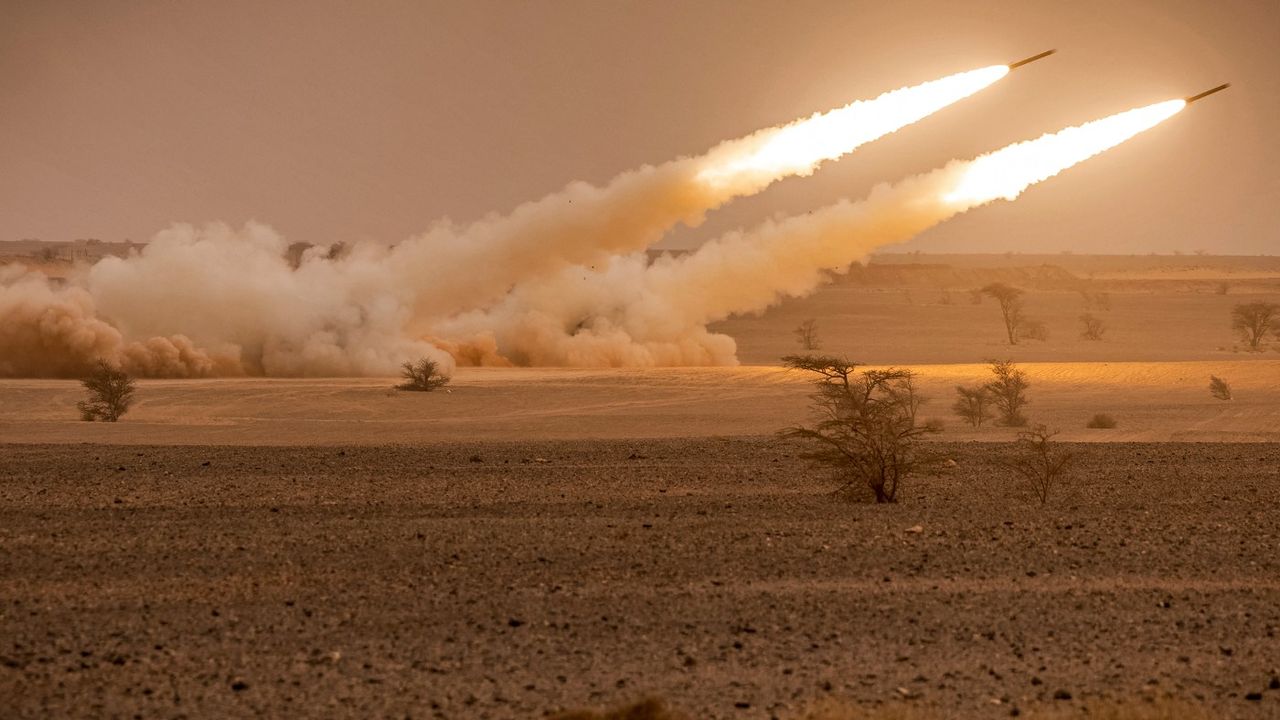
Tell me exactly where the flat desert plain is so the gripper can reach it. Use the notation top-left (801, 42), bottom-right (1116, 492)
top-left (3, 255), bottom-right (1280, 718)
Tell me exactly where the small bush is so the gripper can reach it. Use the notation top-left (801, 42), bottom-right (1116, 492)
top-left (1231, 301), bottom-right (1278, 351)
top-left (794, 318), bottom-right (821, 350)
top-left (780, 355), bottom-right (938, 504)
top-left (952, 385), bottom-right (993, 428)
top-left (1079, 313), bottom-right (1106, 341)
top-left (397, 358), bottom-right (450, 392)
top-left (1086, 413), bottom-right (1117, 429)
top-left (1019, 319), bottom-right (1049, 341)
top-left (1001, 424), bottom-right (1074, 504)
top-left (1208, 375), bottom-right (1232, 401)
top-left (985, 359), bottom-right (1030, 427)
top-left (76, 361), bottom-right (136, 422)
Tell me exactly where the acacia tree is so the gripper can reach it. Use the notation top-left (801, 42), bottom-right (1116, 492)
top-left (794, 318), bottom-right (821, 351)
top-left (780, 355), bottom-right (937, 503)
top-left (985, 359), bottom-right (1030, 427)
top-left (397, 358), bottom-right (450, 392)
top-left (1230, 302), bottom-right (1279, 351)
top-left (981, 283), bottom-right (1032, 345)
top-left (952, 385), bottom-right (994, 428)
top-left (77, 361), bottom-right (136, 422)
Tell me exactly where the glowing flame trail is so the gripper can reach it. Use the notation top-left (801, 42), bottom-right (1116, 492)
top-left (697, 65), bottom-right (1010, 186)
top-left (945, 99), bottom-right (1186, 203)
top-left (453, 100), bottom-right (1187, 367)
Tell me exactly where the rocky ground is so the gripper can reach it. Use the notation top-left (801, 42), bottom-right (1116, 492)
top-left (2, 439), bottom-right (1279, 718)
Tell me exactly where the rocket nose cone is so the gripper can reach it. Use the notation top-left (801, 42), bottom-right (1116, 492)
top-left (1008, 49), bottom-right (1057, 70)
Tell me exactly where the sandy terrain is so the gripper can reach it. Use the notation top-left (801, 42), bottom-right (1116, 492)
top-left (3, 361), bottom-right (1279, 446)
top-left (3, 439), bottom-right (1279, 719)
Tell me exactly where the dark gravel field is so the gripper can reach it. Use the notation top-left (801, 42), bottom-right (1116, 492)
top-left (2, 440), bottom-right (1279, 718)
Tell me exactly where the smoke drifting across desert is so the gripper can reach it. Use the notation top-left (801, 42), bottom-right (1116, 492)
top-left (450, 100), bottom-right (1186, 366)
top-left (1, 64), bottom-right (1013, 377)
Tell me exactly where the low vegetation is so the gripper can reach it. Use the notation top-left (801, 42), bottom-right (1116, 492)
top-left (781, 354), bottom-right (937, 503)
top-left (1208, 375), bottom-right (1233, 401)
top-left (793, 318), bottom-right (821, 350)
top-left (77, 361), bottom-right (136, 422)
top-left (951, 384), bottom-right (993, 428)
top-left (1086, 413), bottom-right (1118, 429)
top-left (985, 358), bottom-right (1030, 427)
top-left (1001, 424), bottom-right (1075, 504)
top-left (980, 282), bottom-right (1045, 344)
top-left (397, 358), bottom-right (451, 392)
top-left (1230, 301), bottom-right (1278, 351)
top-left (1079, 312), bottom-right (1106, 341)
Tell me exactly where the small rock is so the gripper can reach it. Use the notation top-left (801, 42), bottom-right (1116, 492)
top-left (1220, 646), bottom-right (1234, 656)
top-left (904, 525), bottom-right (924, 534)
top-left (468, 455), bottom-right (483, 463)
top-left (943, 459), bottom-right (958, 468)
top-left (230, 679), bottom-right (249, 692)
top-left (1245, 692), bottom-right (1262, 702)
top-left (1269, 676), bottom-right (1280, 690)
top-left (533, 457), bottom-right (550, 463)
top-left (1053, 690), bottom-right (1072, 700)
top-left (507, 618), bottom-right (525, 628)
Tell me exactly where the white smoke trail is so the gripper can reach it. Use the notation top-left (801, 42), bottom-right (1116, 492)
top-left (449, 100), bottom-right (1186, 366)
top-left (394, 65), bottom-right (1009, 325)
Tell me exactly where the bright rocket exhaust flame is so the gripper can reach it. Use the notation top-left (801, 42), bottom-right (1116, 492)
top-left (945, 99), bottom-right (1186, 203)
top-left (698, 66), bottom-right (1010, 185)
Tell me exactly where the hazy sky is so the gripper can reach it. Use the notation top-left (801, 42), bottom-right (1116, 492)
top-left (2, 0), bottom-right (1276, 254)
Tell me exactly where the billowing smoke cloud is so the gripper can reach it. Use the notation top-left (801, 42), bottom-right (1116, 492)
top-left (0, 264), bottom-right (227, 378)
top-left (2, 64), bottom-right (1012, 377)
top-left (2, 223), bottom-right (454, 377)
top-left (449, 100), bottom-right (1186, 366)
